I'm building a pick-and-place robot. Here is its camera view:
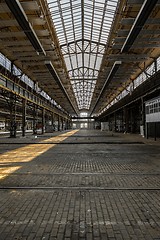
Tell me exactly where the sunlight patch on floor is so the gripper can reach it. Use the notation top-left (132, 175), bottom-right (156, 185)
top-left (0, 130), bottom-right (79, 180)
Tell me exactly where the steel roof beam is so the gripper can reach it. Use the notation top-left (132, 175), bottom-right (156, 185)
top-left (5, 0), bottom-right (46, 56)
top-left (90, 61), bottom-right (121, 116)
top-left (121, 18), bottom-right (160, 25)
top-left (45, 61), bottom-right (78, 116)
top-left (121, 0), bottom-right (158, 53)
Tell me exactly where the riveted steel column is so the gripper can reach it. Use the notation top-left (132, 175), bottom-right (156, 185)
top-left (123, 107), bottom-right (129, 133)
top-left (141, 97), bottom-right (145, 137)
top-left (61, 117), bottom-right (64, 131)
top-left (58, 115), bottom-right (60, 131)
top-left (52, 112), bottom-right (55, 131)
top-left (9, 93), bottom-right (17, 138)
top-left (66, 119), bottom-right (68, 130)
top-left (130, 108), bottom-right (133, 133)
top-left (22, 99), bottom-right (26, 137)
top-left (70, 119), bottom-right (72, 129)
top-left (114, 112), bottom-right (116, 132)
top-left (42, 108), bottom-right (45, 134)
top-left (154, 123), bottom-right (157, 141)
top-left (33, 104), bottom-right (37, 135)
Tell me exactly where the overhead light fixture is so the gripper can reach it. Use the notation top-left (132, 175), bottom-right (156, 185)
top-left (121, 0), bottom-right (158, 53)
top-left (5, 0), bottom-right (46, 56)
top-left (45, 61), bottom-right (78, 115)
top-left (90, 61), bottom-right (121, 116)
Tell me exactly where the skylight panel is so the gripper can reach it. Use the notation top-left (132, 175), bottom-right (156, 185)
top-left (47, 0), bottom-right (119, 110)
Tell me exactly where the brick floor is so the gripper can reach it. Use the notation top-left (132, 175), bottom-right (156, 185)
top-left (0, 130), bottom-right (160, 239)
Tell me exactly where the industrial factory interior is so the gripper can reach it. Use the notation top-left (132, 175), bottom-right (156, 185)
top-left (0, 0), bottom-right (160, 239)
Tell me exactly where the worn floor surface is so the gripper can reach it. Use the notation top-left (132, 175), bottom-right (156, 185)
top-left (0, 130), bottom-right (160, 240)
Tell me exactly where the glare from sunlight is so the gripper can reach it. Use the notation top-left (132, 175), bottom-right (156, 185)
top-left (0, 130), bottom-right (79, 180)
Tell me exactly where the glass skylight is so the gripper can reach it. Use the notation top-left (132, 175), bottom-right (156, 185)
top-left (47, 0), bottom-right (119, 110)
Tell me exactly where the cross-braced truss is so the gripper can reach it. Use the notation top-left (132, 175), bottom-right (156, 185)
top-left (47, 0), bottom-right (119, 109)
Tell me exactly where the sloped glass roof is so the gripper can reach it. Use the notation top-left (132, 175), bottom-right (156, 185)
top-left (47, 0), bottom-right (119, 110)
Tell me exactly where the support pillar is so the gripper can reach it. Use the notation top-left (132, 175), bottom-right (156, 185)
top-left (66, 119), bottom-right (68, 130)
top-left (108, 115), bottom-right (111, 131)
top-left (5, 118), bottom-right (7, 132)
top-left (51, 112), bottom-right (54, 125)
top-left (130, 108), bottom-right (133, 133)
top-left (114, 112), bottom-right (116, 132)
top-left (33, 104), bottom-right (37, 135)
top-left (141, 97), bottom-right (145, 137)
top-left (154, 122), bottom-right (157, 141)
top-left (123, 107), bottom-right (129, 133)
top-left (58, 115), bottom-right (60, 131)
top-left (61, 117), bottom-right (63, 131)
top-left (146, 122), bottom-right (149, 139)
top-left (64, 118), bottom-right (66, 130)
top-left (62, 118), bottom-right (64, 131)
top-left (22, 99), bottom-right (26, 137)
top-left (68, 119), bottom-right (70, 130)
top-left (9, 93), bottom-right (17, 138)
top-left (42, 108), bottom-right (45, 134)
top-left (52, 112), bottom-right (55, 131)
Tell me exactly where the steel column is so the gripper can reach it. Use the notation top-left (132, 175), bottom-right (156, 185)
top-left (58, 115), bottom-right (60, 131)
top-left (141, 97), bottom-right (145, 137)
top-left (33, 104), bottom-right (37, 135)
top-left (42, 108), bottom-right (45, 134)
top-left (62, 117), bottom-right (64, 131)
top-left (9, 93), bottom-right (17, 138)
top-left (22, 99), bottom-right (26, 137)
top-left (52, 112), bottom-right (55, 131)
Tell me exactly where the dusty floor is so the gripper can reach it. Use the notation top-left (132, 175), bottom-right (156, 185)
top-left (0, 129), bottom-right (160, 240)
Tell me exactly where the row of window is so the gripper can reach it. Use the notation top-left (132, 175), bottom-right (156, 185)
top-left (0, 74), bottom-right (66, 113)
top-left (99, 56), bottom-right (160, 116)
top-left (0, 53), bottom-right (65, 113)
top-left (145, 98), bottom-right (160, 114)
